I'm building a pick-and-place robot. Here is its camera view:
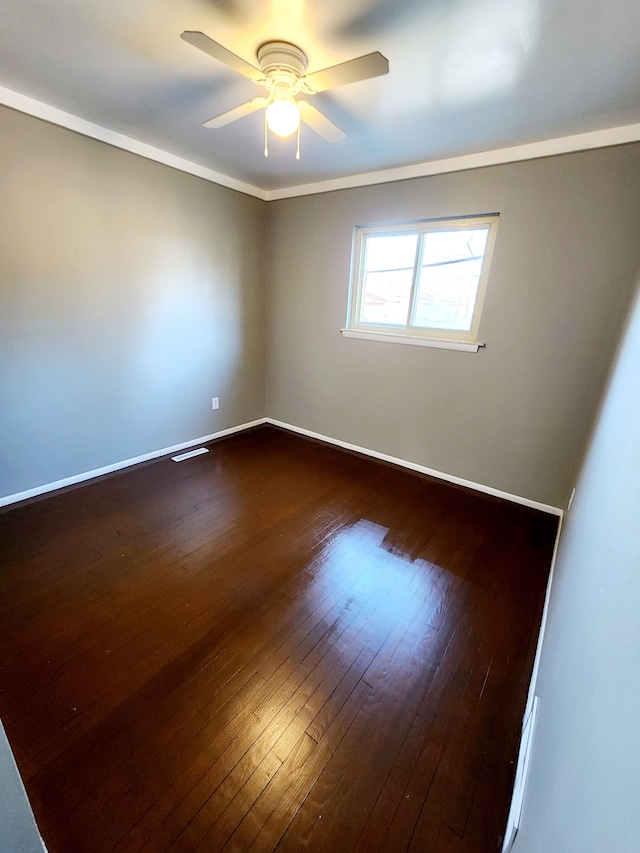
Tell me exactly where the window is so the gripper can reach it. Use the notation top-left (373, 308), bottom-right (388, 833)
top-left (343, 214), bottom-right (499, 352)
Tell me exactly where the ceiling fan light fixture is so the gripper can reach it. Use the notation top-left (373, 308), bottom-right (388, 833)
top-left (265, 97), bottom-right (300, 138)
top-left (182, 32), bottom-right (387, 156)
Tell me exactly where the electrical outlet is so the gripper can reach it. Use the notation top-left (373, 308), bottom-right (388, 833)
top-left (212, 397), bottom-right (219, 410)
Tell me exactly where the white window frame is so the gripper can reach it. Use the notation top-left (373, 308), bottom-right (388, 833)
top-left (342, 214), bottom-right (499, 352)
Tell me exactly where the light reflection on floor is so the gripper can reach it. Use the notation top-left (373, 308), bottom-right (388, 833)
top-left (227, 517), bottom-right (454, 810)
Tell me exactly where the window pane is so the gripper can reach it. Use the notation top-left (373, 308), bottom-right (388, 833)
top-left (421, 228), bottom-right (488, 265)
top-left (413, 228), bottom-right (489, 331)
top-left (360, 234), bottom-right (417, 326)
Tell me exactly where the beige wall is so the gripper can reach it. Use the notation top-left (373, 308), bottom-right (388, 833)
top-left (512, 271), bottom-right (640, 852)
top-left (0, 722), bottom-right (44, 852)
top-left (0, 106), bottom-right (268, 498)
top-left (3, 104), bottom-right (640, 513)
top-left (266, 146), bottom-right (640, 508)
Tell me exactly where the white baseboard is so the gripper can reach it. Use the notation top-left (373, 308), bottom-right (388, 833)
top-left (1, 416), bottom-right (564, 517)
top-left (265, 418), bottom-right (563, 517)
top-left (522, 512), bottom-right (564, 718)
top-left (500, 508), bottom-right (564, 851)
top-left (502, 696), bottom-right (540, 852)
top-left (0, 418), bottom-right (268, 508)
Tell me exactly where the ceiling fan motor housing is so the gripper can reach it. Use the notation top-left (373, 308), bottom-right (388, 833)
top-left (257, 41), bottom-right (308, 82)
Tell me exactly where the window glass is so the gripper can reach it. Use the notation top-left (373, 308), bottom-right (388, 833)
top-left (361, 234), bottom-right (417, 325)
top-left (413, 228), bottom-right (489, 331)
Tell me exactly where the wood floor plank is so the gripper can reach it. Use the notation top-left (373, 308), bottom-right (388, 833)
top-left (132, 570), bottom-right (385, 852)
top-left (0, 426), bottom-right (557, 853)
top-left (220, 732), bottom-right (319, 853)
top-left (276, 591), bottom-right (443, 852)
top-left (246, 679), bottom-right (373, 853)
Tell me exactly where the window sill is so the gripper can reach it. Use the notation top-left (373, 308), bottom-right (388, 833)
top-left (340, 329), bottom-right (484, 352)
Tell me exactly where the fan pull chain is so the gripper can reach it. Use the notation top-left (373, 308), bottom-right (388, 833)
top-left (264, 112), bottom-right (269, 158)
top-left (296, 122), bottom-right (301, 160)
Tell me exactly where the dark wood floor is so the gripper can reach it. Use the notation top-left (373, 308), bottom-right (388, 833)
top-left (0, 426), bottom-right (557, 853)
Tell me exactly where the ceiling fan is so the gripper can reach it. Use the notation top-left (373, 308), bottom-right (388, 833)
top-left (181, 31), bottom-right (389, 158)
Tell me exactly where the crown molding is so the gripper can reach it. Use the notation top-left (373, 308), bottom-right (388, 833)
top-left (265, 122), bottom-right (640, 200)
top-left (0, 85), bottom-right (268, 200)
top-left (2, 84), bottom-right (639, 202)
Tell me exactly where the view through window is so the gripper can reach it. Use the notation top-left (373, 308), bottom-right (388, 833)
top-left (347, 215), bottom-right (499, 345)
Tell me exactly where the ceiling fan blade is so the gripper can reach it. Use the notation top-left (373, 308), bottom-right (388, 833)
top-left (304, 52), bottom-right (389, 93)
top-left (297, 101), bottom-right (346, 143)
top-left (181, 31), bottom-right (265, 82)
top-left (203, 98), bottom-right (267, 129)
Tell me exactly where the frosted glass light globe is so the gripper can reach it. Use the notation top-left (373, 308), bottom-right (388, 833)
top-left (266, 99), bottom-right (300, 138)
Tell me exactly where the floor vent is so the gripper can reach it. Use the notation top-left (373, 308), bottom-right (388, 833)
top-left (171, 447), bottom-right (209, 462)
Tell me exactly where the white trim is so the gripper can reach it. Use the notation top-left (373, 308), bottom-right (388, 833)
top-left (1, 416), bottom-right (564, 516)
top-left (501, 513), bottom-right (564, 851)
top-left (502, 697), bottom-right (540, 853)
top-left (0, 419), bottom-right (268, 508)
top-left (1, 84), bottom-right (639, 201)
top-left (266, 123), bottom-right (640, 200)
top-left (345, 214), bottom-right (498, 350)
top-left (265, 419), bottom-right (562, 516)
top-left (0, 85), bottom-right (267, 201)
top-left (522, 512), bottom-right (564, 720)
top-left (340, 329), bottom-right (482, 352)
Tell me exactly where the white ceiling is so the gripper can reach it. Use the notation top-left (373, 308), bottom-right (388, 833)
top-left (2, 0), bottom-right (640, 193)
